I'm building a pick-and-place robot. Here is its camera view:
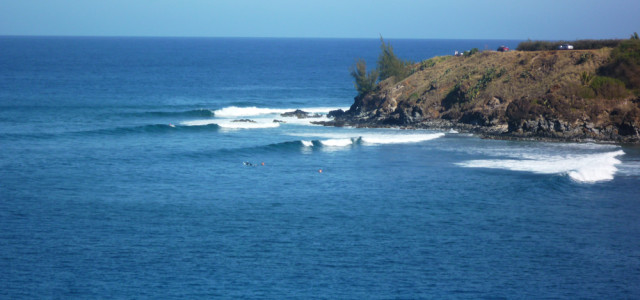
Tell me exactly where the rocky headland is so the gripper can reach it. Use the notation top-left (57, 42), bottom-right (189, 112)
top-left (319, 42), bottom-right (640, 143)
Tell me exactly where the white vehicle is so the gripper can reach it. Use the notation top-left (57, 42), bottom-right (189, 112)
top-left (559, 44), bottom-right (574, 50)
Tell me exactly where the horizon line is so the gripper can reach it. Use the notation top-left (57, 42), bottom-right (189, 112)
top-left (0, 34), bottom-right (535, 41)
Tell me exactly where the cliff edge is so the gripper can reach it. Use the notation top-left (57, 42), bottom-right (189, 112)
top-left (325, 48), bottom-right (640, 143)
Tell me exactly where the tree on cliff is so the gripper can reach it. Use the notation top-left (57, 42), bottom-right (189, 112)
top-left (377, 37), bottom-right (412, 83)
top-left (350, 37), bottom-right (412, 96)
top-left (350, 59), bottom-right (379, 96)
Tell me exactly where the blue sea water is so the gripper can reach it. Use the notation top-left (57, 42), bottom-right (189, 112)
top-left (1, 36), bottom-right (639, 298)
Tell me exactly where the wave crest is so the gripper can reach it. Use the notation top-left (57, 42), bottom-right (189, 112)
top-left (457, 150), bottom-right (625, 183)
top-left (289, 132), bottom-right (445, 145)
top-left (319, 138), bottom-right (354, 147)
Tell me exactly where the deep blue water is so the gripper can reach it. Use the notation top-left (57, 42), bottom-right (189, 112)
top-left (1, 37), bottom-right (639, 298)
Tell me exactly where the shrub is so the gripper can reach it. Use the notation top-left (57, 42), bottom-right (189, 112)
top-left (589, 76), bottom-right (628, 99)
top-left (441, 83), bottom-right (466, 110)
top-left (580, 72), bottom-right (593, 86)
top-left (577, 53), bottom-right (593, 65)
top-left (516, 39), bottom-right (622, 51)
top-left (506, 98), bottom-right (542, 122)
top-left (421, 56), bottom-right (449, 69)
top-left (599, 39), bottom-right (640, 89)
top-left (467, 68), bottom-right (502, 100)
top-left (350, 59), bottom-right (379, 96)
top-left (610, 105), bottom-right (640, 127)
top-left (463, 48), bottom-right (479, 57)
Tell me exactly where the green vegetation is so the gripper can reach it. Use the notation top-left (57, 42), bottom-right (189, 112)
top-left (350, 37), bottom-right (413, 96)
top-left (350, 59), bottom-right (378, 96)
top-left (576, 53), bottom-right (594, 65)
top-left (463, 48), bottom-right (479, 57)
top-left (341, 35), bottom-right (640, 141)
top-left (419, 56), bottom-right (449, 70)
top-left (377, 37), bottom-right (413, 83)
top-left (581, 72), bottom-right (593, 86)
top-left (516, 39), bottom-right (621, 51)
top-left (589, 76), bottom-right (628, 99)
top-left (467, 68), bottom-right (505, 100)
top-left (599, 38), bottom-right (640, 90)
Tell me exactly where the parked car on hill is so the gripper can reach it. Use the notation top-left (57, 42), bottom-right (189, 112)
top-left (497, 45), bottom-right (509, 52)
top-left (559, 44), bottom-right (574, 50)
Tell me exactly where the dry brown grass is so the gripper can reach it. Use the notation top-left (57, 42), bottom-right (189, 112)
top-left (366, 48), bottom-right (639, 128)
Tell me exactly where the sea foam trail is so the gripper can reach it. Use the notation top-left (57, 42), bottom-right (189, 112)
top-left (457, 150), bottom-right (625, 183)
top-left (180, 106), bottom-right (348, 129)
top-left (360, 133), bottom-right (445, 144)
top-left (291, 132), bottom-right (445, 145)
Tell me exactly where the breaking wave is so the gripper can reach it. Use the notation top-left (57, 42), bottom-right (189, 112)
top-left (456, 150), bottom-right (625, 183)
top-left (289, 132), bottom-right (445, 145)
top-left (360, 133), bottom-right (445, 144)
top-left (177, 106), bottom-right (348, 129)
top-left (214, 106), bottom-right (288, 117)
top-left (319, 138), bottom-right (355, 147)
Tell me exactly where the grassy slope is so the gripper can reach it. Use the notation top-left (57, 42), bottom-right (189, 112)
top-left (353, 48), bottom-right (640, 141)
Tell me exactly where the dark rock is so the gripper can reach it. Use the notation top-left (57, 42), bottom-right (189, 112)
top-left (327, 109), bottom-right (345, 119)
top-left (281, 109), bottom-right (321, 119)
top-left (459, 111), bottom-right (489, 126)
top-left (232, 119), bottom-right (256, 123)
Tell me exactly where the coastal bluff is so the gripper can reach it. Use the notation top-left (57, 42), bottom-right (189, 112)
top-left (323, 49), bottom-right (640, 143)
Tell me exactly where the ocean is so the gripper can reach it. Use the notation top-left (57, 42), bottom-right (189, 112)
top-left (1, 36), bottom-right (639, 298)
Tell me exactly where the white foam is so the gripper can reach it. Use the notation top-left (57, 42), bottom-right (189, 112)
top-left (216, 120), bottom-right (280, 129)
top-left (290, 132), bottom-right (444, 145)
top-left (360, 133), bottom-right (445, 144)
top-left (301, 140), bottom-right (314, 147)
top-left (279, 115), bottom-right (333, 126)
top-left (457, 150), bottom-right (625, 183)
top-left (214, 106), bottom-right (288, 117)
top-left (320, 138), bottom-right (354, 147)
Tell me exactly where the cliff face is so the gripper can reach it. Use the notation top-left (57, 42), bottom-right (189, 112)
top-left (331, 49), bottom-right (640, 143)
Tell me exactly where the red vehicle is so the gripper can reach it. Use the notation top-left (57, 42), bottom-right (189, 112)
top-left (497, 45), bottom-right (510, 52)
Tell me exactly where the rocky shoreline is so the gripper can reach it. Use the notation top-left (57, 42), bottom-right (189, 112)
top-left (314, 107), bottom-right (640, 144)
top-left (318, 48), bottom-right (640, 144)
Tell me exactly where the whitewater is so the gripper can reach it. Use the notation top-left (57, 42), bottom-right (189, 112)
top-left (2, 37), bottom-right (639, 299)
top-left (171, 104), bottom-right (632, 183)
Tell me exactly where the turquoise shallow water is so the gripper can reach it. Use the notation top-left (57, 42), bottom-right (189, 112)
top-left (1, 37), bottom-right (639, 298)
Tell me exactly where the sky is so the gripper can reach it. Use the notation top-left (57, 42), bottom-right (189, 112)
top-left (0, 0), bottom-right (639, 40)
